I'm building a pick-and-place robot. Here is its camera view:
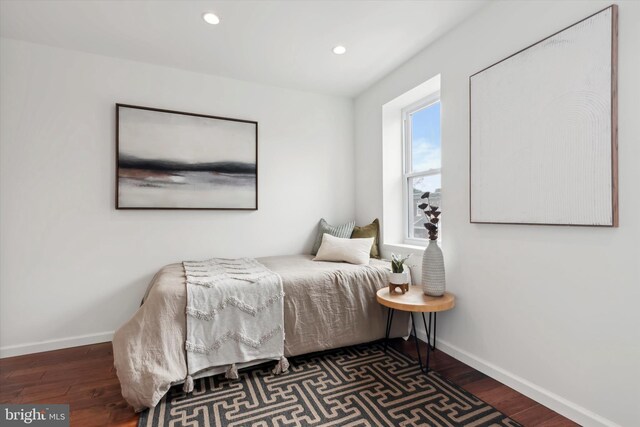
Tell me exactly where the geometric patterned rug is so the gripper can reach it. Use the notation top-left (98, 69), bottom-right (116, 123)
top-left (138, 342), bottom-right (521, 427)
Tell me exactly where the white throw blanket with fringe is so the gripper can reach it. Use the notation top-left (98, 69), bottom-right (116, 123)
top-left (182, 258), bottom-right (288, 391)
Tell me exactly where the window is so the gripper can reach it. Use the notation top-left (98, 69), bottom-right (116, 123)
top-left (402, 94), bottom-right (441, 242)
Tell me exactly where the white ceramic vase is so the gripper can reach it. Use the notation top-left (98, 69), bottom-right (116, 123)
top-left (422, 240), bottom-right (445, 296)
top-left (389, 271), bottom-right (409, 285)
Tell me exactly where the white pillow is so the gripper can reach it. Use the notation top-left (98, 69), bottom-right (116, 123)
top-left (313, 233), bottom-right (374, 265)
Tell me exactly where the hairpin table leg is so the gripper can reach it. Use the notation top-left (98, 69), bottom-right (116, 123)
top-left (433, 312), bottom-right (437, 351)
top-left (384, 308), bottom-right (394, 353)
top-left (422, 312), bottom-right (431, 350)
top-left (411, 313), bottom-right (431, 374)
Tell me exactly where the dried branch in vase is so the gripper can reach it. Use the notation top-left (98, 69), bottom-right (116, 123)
top-left (419, 191), bottom-right (441, 240)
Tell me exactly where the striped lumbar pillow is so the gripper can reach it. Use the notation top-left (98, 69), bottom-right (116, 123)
top-left (311, 218), bottom-right (356, 255)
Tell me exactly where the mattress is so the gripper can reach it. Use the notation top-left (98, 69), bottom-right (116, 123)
top-left (112, 254), bottom-right (411, 411)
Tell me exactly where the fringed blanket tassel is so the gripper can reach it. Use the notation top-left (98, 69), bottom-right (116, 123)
top-left (225, 363), bottom-right (239, 380)
top-left (272, 356), bottom-right (290, 375)
top-left (183, 375), bottom-right (194, 393)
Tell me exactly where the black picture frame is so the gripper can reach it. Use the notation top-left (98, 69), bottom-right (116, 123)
top-left (116, 104), bottom-right (258, 210)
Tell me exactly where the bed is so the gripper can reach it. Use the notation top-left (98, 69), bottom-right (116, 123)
top-left (112, 254), bottom-right (411, 411)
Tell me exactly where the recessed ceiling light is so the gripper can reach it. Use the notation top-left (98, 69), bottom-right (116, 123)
top-left (332, 45), bottom-right (346, 55)
top-left (202, 12), bottom-right (220, 25)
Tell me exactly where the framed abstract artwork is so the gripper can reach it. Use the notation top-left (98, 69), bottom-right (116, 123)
top-left (116, 104), bottom-right (258, 210)
top-left (470, 5), bottom-right (618, 226)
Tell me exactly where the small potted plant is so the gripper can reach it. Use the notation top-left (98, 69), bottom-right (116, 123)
top-left (389, 253), bottom-right (411, 285)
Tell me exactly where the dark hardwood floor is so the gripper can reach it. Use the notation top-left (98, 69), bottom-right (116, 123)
top-left (0, 343), bottom-right (137, 426)
top-left (390, 339), bottom-right (579, 427)
top-left (0, 338), bottom-right (578, 426)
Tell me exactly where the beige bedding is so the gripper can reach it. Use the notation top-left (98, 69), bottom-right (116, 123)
top-left (112, 255), bottom-right (411, 411)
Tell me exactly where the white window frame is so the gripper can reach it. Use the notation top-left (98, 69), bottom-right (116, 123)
top-left (401, 91), bottom-right (441, 245)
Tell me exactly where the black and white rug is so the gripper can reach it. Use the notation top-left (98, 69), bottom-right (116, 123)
top-left (139, 343), bottom-right (521, 426)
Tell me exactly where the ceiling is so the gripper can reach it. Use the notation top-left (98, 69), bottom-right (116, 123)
top-left (0, 0), bottom-right (486, 97)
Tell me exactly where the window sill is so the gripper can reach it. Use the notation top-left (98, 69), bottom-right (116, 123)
top-left (383, 242), bottom-right (426, 253)
top-left (383, 240), bottom-right (442, 254)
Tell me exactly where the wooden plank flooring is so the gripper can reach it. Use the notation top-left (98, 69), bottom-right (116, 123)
top-left (0, 339), bottom-right (578, 426)
top-left (0, 343), bottom-right (137, 426)
top-left (390, 339), bottom-right (579, 427)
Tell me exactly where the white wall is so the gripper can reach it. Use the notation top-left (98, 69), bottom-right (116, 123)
top-left (0, 38), bottom-right (354, 356)
top-left (355, 1), bottom-right (640, 426)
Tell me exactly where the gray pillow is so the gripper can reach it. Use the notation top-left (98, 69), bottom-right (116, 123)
top-left (311, 218), bottom-right (356, 255)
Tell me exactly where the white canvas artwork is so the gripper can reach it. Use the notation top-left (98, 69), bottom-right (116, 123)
top-left (117, 105), bottom-right (258, 209)
top-left (470, 6), bottom-right (617, 226)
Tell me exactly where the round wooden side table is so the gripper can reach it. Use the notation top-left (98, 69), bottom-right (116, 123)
top-left (376, 286), bottom-right (455, 373)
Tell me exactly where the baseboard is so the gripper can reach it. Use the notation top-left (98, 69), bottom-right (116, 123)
top-left (0, 331), bottom-right (114, 358)
top-left (413, 329), bottom-right (619, 427)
